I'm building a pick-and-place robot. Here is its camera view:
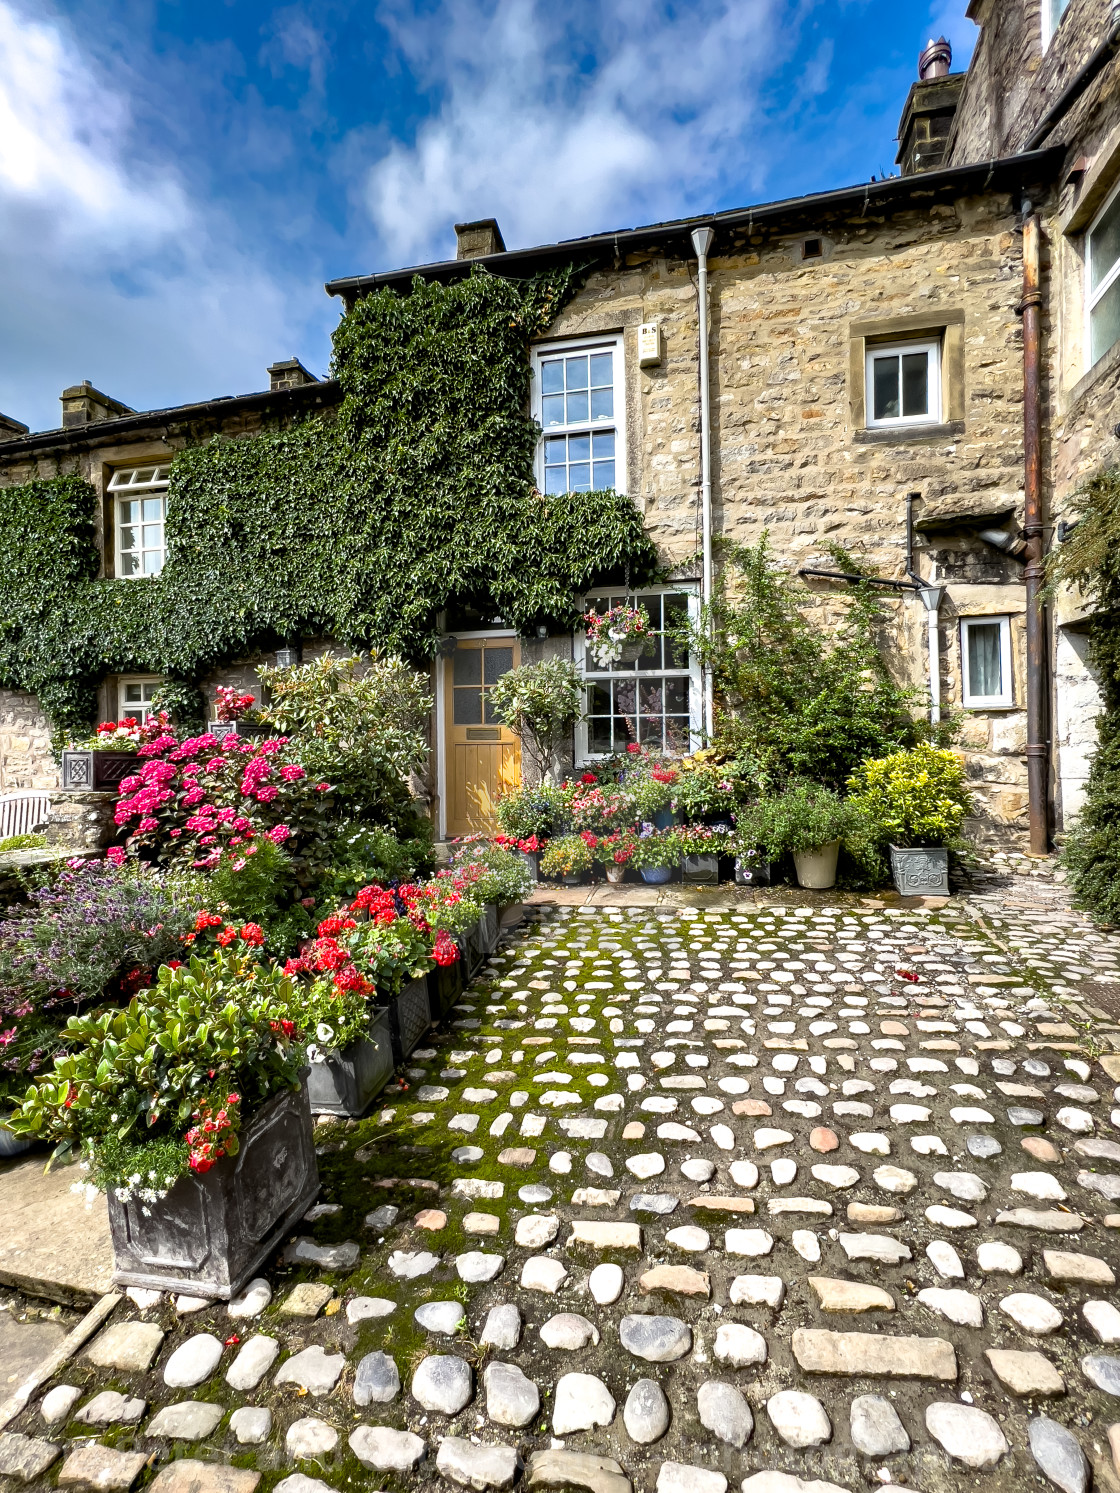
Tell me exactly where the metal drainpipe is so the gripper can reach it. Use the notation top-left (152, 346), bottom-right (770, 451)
top-left (906, 492), bottom-right (945, 729)
top-left (691, 225), bottom-right (716, 740)
top-left (1020, 205), bottom-right (1050, 854)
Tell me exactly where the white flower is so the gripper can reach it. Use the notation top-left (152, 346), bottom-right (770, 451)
top-left (128, 1173), bottom-right (141, 1186)
top-left (316, 1023), bottom-right (336, 1045)
top-left (307, 1043), bottom-right (323, 1064)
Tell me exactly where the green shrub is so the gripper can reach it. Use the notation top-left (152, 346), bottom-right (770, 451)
top-left (495, 783), bottom-right (565, 840)
top-left (487, 658), bottom-right (584, 782)
top-left (315, 824), bottom-right (434, 908)
top-left (206, 840), bottom-right (314, 958)
top-left (0, 834), bottom-right (46, 853)
top-left (846, 743), bottom-right (972, 848)
top-left (540, 834), bottom-right (595, 878)
top-left (753, 784), bottom-right (858, 859)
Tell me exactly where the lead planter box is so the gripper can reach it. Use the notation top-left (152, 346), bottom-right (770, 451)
top-left (463, 906), bottom-right (499, 977)
top-left (890, 844), bottom-right (950, 896)
top-left (682, 853), bottom-right (720, 885)
top-left (61, 750), bottom-right (139, 790)
top-left (305, 1006), bottom-right (394, 1117)
top-left (389, 975), bottom-right (432, 1062)
top-left (107, 1082), bottom-right (319, 1299)
top-left (430, 959), bottom-right (463, 1022)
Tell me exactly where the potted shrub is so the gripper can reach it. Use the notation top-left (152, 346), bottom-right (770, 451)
top-left (847, 743), bottom-right (972, 896)
top-left (61, 714), bottom-right (175, 790)
top-left (540, 833), bottom-right (595, 885)
top-left (487, 659), bottom-right (584, 784)
top-left (208, 686), bottom-right (271, 740)
top-left (584, 604), bottom-right (654, 667)
top-left (6, 944), bottom-right (318, 1299)
top-left (757, 784), bottom-right (855, 890)
top-left (630, 826), bottom-right (681, 885)
top-left (672, 751), bottom-right (743, 827)
top-left (622, 752), bottom-right (679, 829)
top-left (496, 783), bottom-right (564, 876)
top-left (678, 824), bottom-right (733, 885)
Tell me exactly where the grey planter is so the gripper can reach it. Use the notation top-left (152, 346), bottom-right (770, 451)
top-left (389, 975), bottom-right (432, 1062)
top-left (430, 958), bottom-right (463, 1022)
top-left (107, 1081), bottom-right (319, 1299)
top-left (61, 750), bottom-right (138, 790)
top-left (683, 853), bottom-right (719, 885)
top-left (463, 907), bottom-right (498, 976)
top-left (890, 844), bottom-right (950, 896)
top-left (516, 851), bottom-right (539, 884)
top-left (735, 854), bottom-right (771, 886)
top-left (208, 720), bottom-right (273, 741)
top-left (305, 1007), bottom-right (393, 1117)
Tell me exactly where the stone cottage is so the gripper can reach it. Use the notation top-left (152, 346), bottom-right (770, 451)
top-left (0, 0), bottom-right (1117, 851)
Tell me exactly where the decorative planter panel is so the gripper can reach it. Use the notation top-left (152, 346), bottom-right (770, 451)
top-left (890, 845), bottom-right (950, 896)
top-left (516, 851), bottom-right (539, 885)
top-left (683, 853), bottom-right (719, 885)
top-left (305, 1007), bottom-right (393, 1117)
top-left (107, 1082), bottom-right (319, 1299)
top-left (208, 721), bottom-right (273, 741)
top-left (735, 855), bottom-right (771, 886)
top-left (389, 975), bottom-right (432, 1062)
top-left (430, 960), bottom-right (464, 1022)
top-left (61, 750), bottom-right (138, 790)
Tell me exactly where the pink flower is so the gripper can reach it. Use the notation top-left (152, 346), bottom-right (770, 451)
top-left (255, 785), bottom-right (278, 803)
top-left (170, 828), bottom-right (182, 838)
top-left (205, 758), bottom-right (225, 773)
top-left (267, 824), bottom-right (292, 843)
top-left (315, 782), bottom-right (331, 793)
top-left (105, 846), bottom-right (126, 866)
top-left (216, 807), bottom-right (236, 823)
top-left (181, 763), bottom-right (202, 778)
top-left (137, 816), bottom-right (159, 833)
top-left (279, 764), bottom-right (305, 782)
top-left (200, 834), bottom-right (217, 845)
top-left (233, 816), bottom-right (252, 832)
top-left (183, 787), bottom-right (207, 806)
top-left (119, 775), bottom-right (143, 794)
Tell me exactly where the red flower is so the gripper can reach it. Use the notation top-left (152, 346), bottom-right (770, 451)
top-left (238, 923), bottom-right (265, 946)
top-left (580, 772), bottom-right (597, 784)
top-left (216, 927), bottom-right (236, 947)
top-left (626, 742), bottom-right (641, 753)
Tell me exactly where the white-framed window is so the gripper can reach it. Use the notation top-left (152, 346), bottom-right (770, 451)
top-left (1043, 0), bottom-right (1071, 45)
top-left (1087, 178), bottom-right (1120, 369)
top-left (531, 335), bottom-right (625, 495)
top-left (107, 464), bottom-right (170, 577)
top-left (118, 677), bottom-right (163, 723)
top-left (575, 587), bottom-right (703, 759)
top-left (865, 339), bottom-right (941, 427)
top-left (960, 616), bottom-right (1014, 708)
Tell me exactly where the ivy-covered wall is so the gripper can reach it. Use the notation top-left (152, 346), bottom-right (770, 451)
top-left (0, 267), bottom-right (658, 741)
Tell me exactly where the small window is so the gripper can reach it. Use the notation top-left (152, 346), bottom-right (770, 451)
top-left (961, 616), bottom-right (1013, 708)
top-left (532, 337), bottom-right (624, 495)
top-left (1087, 180), bottom-right (1120, 369)
top-left (107, 465), bottom-right (171, 577)
top-left (866, 340), bottom-right (941, 427)
top-left (580, 591), bottom-right (696, 755)
top-left (801, 238), bottom-right (823, 260)
top-left (119, 677), bottom-right (163, 723)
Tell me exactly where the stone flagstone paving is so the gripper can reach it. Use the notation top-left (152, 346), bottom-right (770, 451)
top-left (7, 891), bottom-right (1120, 1493)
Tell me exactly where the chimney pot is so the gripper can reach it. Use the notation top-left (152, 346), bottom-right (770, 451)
top-left (267, 358), bottom-right (319, 391)
top-left (919, 35), bottom-right (952, 79)
top-left (454, 218), bottom-right (506, 260)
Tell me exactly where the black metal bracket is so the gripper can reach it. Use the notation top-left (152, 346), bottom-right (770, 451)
top-left (798, 567), bottom-right (922, 592)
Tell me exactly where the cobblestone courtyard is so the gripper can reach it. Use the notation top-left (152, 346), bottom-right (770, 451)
top-left (5, 880), bottom-right (1120, 1493)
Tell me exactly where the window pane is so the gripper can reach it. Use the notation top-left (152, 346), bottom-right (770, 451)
top-left (141, 524), bottom-right (162, 547)
top-left (483, 695), bottom-right (502, 725)
top-left (592, 460), bottom-right (615, 489)
top-left (872, 355), bottom-right (900, 419)
top-left (120, 551), bottom-right (139, 575)
top-left (143, 550), bottom-right (163, 575)
top-left (590, 387), bottom-right (613, 420)
top-left (545, 469), bottom-right (568, 494)
top-left (565, 356), bottom-right (588, 390)
top-left (119, 500), bottom-right (137, 524)
top-left (664, 677), bottom-right (688, 712)
top-left (588, 683), bottom-right (611, 713)
top-left (541, 360), bottom-right (564, 394)
top-left (663, 594), bottom-right (690, 667)
top-left (592, 430), bottom-right (615, 458)
top-left (565, 389), bottom-right (589, 423)
top-left (542, 394), bottom-right (564, 427)
top-left (589, 716), bottom-right (612, 753)
top-left (637, 633), bottom-right (664, 669)
top-left (124, 684), bottom-right (143, 703)
top-left (142, 497), bottom-right (163, 522)
top-left (614, 679), bottom-right (637, 718)
top-left (967, 623), bottom-right (1003, 698)
top-left (453, 650), bottom-right (481, 686)
top-left (568, 434), bottom-right (590, 462)
top-left (484, 646), bottom-right (513, 684)
top-left (1089, 190), bottom-right (1120, 293)
top-left (1091, 274), bottom-right (1120, 365)
top-left (589, 352), bottom-right (612, 388)
top-left (639, 680), bottom-right (665, 713)
top-left (569, 464), bottom-right (591, 490)
top-left (453, 688), bottom-right (482, 725)
top-left (901, 352), bottom-right (929, 417)
top-left (119, 525), bottom-right (136, 552)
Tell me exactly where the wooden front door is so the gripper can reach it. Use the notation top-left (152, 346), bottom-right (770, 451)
top-left (444, 637), bottom-right (522, 836)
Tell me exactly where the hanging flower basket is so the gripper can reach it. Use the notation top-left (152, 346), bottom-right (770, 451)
top-left (584, 605), bottom-right (653, 668)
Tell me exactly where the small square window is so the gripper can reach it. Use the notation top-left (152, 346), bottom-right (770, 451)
top-left (118, 677), bottom-right (163, 723)
top-left (866, 340), bottom-right (941, 427)
top-left (960, 616), bottom-right (1013, 708)
top-left (802, 238), bottom-right (823, 260)
top-left (108, 464), bottom-right (170, 577)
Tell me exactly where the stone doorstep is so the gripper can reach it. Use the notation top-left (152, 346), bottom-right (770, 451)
top-left (0, 1154), bottom-right (114, 1307)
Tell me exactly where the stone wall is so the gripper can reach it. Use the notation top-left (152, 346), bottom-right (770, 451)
top-left (44, 790), bottom-right (117, 851)
top-left (540, 190), bottom-right (1035, 832)
top-left (0, 688), bottom-right (58, 792)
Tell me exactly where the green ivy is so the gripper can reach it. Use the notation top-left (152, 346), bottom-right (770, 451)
top-left (0, 267), bottom-right (658, 739)
top-left (1048, 465), bottom-right (1120, 920)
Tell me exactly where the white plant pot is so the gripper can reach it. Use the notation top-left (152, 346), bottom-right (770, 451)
top-left (793, 839), bottom-right (840, 890)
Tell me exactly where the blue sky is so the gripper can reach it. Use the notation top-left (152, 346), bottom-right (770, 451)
top-left (0, 0), bottom-right (976, 433)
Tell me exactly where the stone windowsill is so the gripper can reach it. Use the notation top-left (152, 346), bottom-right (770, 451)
top-left (853, 421), bottom-right (965, 446)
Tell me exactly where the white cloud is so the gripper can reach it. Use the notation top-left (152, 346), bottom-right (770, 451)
top-left (0, 1), bottom-right (328, 433)
top-left (362, 0), bottom-right (801, 265)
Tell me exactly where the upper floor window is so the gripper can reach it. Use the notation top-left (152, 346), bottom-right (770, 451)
top-left (107, 464), bottom-right (170, 577)
top-left (865, 339), bottom-right (941, 427)
top-left (1043, 0), bottom-right (1071, 45)
top-left (1088, 180), bottom-right (1120, 369)
top-left (532, 336), bottom-right (625, 495)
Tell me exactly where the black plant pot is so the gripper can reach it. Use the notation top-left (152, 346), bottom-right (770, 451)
top-left (389, 975), bottom-right (432, 1062)
top-left (430, 959), bottom-right (464, 1022)
top-left (305, 1007), bottom-right (394, 1117)
top-left (106, 1080), bottom-right (319, 1299)
top-left (682, 853), bottom-right (720, 885)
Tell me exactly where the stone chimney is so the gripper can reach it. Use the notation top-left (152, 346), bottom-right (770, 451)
top-left (896, 38), bottom-right (965, 175)
top-left (0, 411), bottom-right (29, 442)
top-left (267, 358), bottom-right (320, 391)
top-left (60, 382), bottom-right (134, 429)
top-left (454, 218), bottom-right (506, 260)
